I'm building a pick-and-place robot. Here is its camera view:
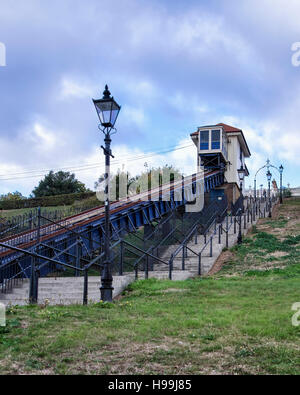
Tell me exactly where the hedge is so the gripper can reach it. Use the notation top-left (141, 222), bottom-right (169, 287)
top-left (0, 192), bottom-right (96, 210)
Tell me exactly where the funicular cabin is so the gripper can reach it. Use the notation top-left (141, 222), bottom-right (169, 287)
top-left (193, 125), bottom-right (228, 170)
top-left (191, 123), bottom-right (251, 207)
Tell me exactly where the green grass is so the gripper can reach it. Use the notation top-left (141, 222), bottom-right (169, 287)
top-left (0, 206), bottom-right (73, 221)
top-left (1, 268), bottom-right (300, 375)
top-left (0, 199), bottom-right (300, 375)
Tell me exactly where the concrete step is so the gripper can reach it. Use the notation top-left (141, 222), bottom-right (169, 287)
top-left (0, 270), bottom-right (195, 306)
top-left (1, 206), bottom-right (264, 306)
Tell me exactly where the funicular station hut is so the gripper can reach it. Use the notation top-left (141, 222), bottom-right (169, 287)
top-left (191, 123), bottom-right (251, 207)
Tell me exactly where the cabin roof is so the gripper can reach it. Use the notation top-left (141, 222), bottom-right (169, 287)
top-left (190, 122), bottom-right (251, 157)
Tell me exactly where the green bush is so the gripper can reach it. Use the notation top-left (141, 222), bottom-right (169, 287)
top-left (72, 195), bottom-right (103, 211)
top-left (0, 192), bottom-right (96, 210)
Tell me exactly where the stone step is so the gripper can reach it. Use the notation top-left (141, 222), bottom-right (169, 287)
top-left (1, 205), bottom-right (265, 306)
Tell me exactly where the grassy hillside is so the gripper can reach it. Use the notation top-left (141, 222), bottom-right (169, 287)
top-left (0, 198), bottom-right (299, 375)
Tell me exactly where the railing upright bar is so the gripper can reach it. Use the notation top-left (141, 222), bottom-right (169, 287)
top-left (145, 256), bottom-right (149, 279)
top-left (198, 253), bottom-right (202, 276)
top-left (83, 269), bottom-right (88, 305)
top-left (119, 241), bottom-right (124, 276)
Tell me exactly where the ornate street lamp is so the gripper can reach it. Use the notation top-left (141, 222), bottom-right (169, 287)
top-left (238, 165), bottom-right (245, 192)
top-left (237, 166), bottom-right (245, 244)
top-left (266, 170), bottom-right (272, 218)
top-left (238, 165), bottom-right (245, 211)
top-left (279, 165), bottom-right (283, 204)
top-left (93, 85), bottom-right (121, 302)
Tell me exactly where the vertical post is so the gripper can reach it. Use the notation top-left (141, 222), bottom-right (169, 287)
top-left (210, 236), bottom-right (213, 257)
top-left (100, 132), bottom-right (114, 302)
top-left (119, 241), bottom-right (124, 276)
top-left (198, 253), bottom-right (202, 276)
top-left (237, 211), bottom-right (242, 244)
top-left (29, 207), bottom-right (41, 304)
top-left (254, 178), bottom-right (256, 202)
top-left (218, 225), bottom-right (221, 244)
top-left (145, 255), bottom-right (149, 279)
top-left (280, 171), bottom-right (283, 204)
top-left (182, 245), bottom-right (185, 270)
top-left (83, 269), bottom-right (88, 305)
top-left (268, 180), bottom-right (272, 218)
top-left (169, 258), bottom-right (173, 280)
top-left (29, 211), bottom-right (32, 230)
top-left (226, 228), bottom-right (228, 248)
top-left (234, 217), bottom-right (236, 234)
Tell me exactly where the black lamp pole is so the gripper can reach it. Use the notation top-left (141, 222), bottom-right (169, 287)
top-left (267, 170), bottom-right (272, 218)
top-left (237, 209), bottom-right (243, 244)
top-left (93, 85), bottom-right (121, 302)
top-left (102, 132), bottom-right (113, 301)
top-left (238, 165), bottom-right (245, 214)
top-left (279, 165), bottom-right (283, 204)
top-left (237, 165), bottom-right (245, 244)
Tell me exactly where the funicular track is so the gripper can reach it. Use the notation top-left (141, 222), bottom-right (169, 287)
top-left (0, 169), bottom-right (226, 302)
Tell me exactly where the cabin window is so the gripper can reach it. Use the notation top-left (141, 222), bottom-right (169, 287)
top-left (211, 129), bottom-right (220, 149)
top-left (200, 130), bottom-right (209, 150)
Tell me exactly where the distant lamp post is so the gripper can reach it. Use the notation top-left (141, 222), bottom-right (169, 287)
top-left (93, 85), bottom-right (121, 302)
top-left (279, 165), bottom-right (284, 204)
top-left (260, 184), bottom-right (263, 198)
top-left (237, 166), bottom-right (245, 244)
top-left (238, 165), bottom-right (245, 193)
top-left (266, 170), bottom-right (272, 218)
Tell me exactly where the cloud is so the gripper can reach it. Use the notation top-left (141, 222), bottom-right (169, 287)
top-left (59, 78), bottom-right (94, 100)
top-left (1, 0), bottom-right (300, 195)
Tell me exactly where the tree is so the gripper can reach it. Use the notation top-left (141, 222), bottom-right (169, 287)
top-left (131, 164), bottom-right (182, 194)
top-left (94, 164), bottom-right (182, 201)
top-left (0, 191), bottom-right (26, 201)
top-left (32, 171), bottom-right (89, 197)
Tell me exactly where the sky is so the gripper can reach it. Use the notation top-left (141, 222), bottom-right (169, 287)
top-left (0, 0), bottom-right (300, 196)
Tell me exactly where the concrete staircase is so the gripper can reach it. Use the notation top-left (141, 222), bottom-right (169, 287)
top-left (0, 205), bottom-right (265, 307)
top-left (0, 270), bottom-right (194, 306)
top-left (153, 210), bottom-right (261, 275)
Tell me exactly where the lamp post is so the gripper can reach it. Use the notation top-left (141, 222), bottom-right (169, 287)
top-left (237, 166), bottom-right (245, 244)
top-left (93, 85), bottom-right (121, 302)
top-left (266, 170), bottom-right (272, 218)
top-left (279, 165), bottom-right (283, 204)
top-left (238, 165), bottom-right (245, 193)
top-left (238, 165), bottom-right (245, 211)
top-left (260, 184), bottom-right (263, 199)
